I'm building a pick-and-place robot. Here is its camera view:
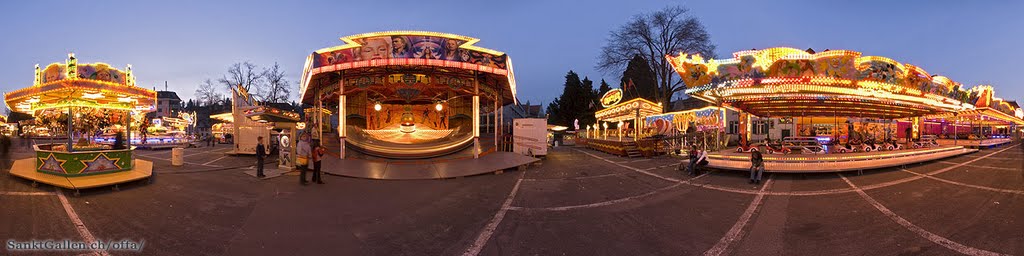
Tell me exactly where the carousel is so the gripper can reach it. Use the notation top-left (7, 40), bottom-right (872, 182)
top-left (295, 31), bottom-right (539, 180)
top-left (4, 54), bottom-right (156, 193)
top-left (923, 86), bottom-right (1023, 148)
top-left (662, 47), bottom-right (1024, 172)
top-left (299, 31), bottom-right (517, 159)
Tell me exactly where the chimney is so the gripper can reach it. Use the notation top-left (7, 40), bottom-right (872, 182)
top-left (165, 81), bottom-right (168, 91)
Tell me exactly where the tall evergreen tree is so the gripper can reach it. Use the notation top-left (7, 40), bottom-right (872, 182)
top-left (597, 79), bottom-right (613, 97)
top-left (620, 54), bottom-right (658, 102)
top-left (546, 71), bottom-right (597, 129)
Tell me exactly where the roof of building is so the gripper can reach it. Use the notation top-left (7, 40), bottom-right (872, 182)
top-left (670, 97), bottom-right (712, 112)
top-left (157, 91), bottom-right (181, 101)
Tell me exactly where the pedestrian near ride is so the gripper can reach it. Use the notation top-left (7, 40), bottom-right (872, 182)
top-left (749, 149), bottom-right (764, 184)
top-left (256, 136), bottom-right (267, 178)
top-left (694, 147), bottom-right (709, 176)
top-left (686, 145), bottom-right (698, 175)
top-left (296, 133), bottom-right (312, 185)
top-left (311, 139), bottom-right (326, 184)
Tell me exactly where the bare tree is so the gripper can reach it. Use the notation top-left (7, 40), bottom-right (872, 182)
top-left (597, 6), bottom-right (716, 111)
top-left (218, 61), bottom-right (264, 94)
top-left (195, 79), bottom-right (223, 106)
top-left (259, 62), bottom-right (291, 103)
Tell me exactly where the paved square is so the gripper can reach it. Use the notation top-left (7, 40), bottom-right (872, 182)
top-left (2, 139), bottom-right (1023, 255)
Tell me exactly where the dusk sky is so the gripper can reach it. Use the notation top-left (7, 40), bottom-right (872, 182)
top-left (1, 1), bottom-right (1022, 108)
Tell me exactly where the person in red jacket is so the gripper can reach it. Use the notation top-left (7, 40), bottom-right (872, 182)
top-left (311, 139), bottom-right (326, 184)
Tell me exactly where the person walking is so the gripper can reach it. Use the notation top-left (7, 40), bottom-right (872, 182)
top-left (256, 136), bottom-right (267, 178)
top-left (296, 133), bottom-right (312, 185)
top-left (311, 139), bottom-right (326, 184)
top-left (749, 149), bottom-right (765, 184)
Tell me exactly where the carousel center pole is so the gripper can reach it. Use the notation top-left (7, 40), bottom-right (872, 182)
top-left (126, 110), bottom-right (131, 150)
top-left (472, 71), bottom-right (480, 159)
top-left (67, 106), bottom-right (73, 152)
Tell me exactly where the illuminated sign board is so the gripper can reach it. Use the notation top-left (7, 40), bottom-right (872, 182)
top-left (600, 88), bottom-right (623, 108)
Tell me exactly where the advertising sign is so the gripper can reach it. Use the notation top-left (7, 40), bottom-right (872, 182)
top-left (600, 88), bottom-right (623, 108)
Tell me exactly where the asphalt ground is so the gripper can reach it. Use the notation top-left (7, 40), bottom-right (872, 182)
top-left (1, 138), bottom-right (1022, 255)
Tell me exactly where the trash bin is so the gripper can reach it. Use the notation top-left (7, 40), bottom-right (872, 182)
top-left (171, 147), bottom-right (184, 166)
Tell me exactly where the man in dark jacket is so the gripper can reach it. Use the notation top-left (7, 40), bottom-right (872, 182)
top-left (256, 136), bottom-right (266, 178)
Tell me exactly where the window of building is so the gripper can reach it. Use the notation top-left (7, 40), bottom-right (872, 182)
top-left (727, 121), bottom-right (738, 134)
top-left (753, 120), bottom-right (770, 135)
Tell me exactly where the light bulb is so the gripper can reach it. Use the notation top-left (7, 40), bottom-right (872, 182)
top-left (435, 103), bottom-right (443, 111)
top-left (373, 103), bottom-right (382, 111)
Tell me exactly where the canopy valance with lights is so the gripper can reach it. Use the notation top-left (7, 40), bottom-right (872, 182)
top-left (594, 98), bottom-right (663, 123)
top-left (5, 54), bottom-right (155, 114)
top-left (665, 47), bottom-right (993, 119)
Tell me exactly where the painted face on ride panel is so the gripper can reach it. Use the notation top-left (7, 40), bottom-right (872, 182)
top-left (413, 41), bottom-right (442, 60)
top-left (358, 38), bottom-right (392, 61)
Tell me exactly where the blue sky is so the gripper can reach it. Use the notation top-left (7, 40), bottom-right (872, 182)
top-left (1, 0), bottom-right (1022, 108)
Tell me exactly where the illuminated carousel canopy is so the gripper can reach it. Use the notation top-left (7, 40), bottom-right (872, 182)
top-left (5, 53), bottom-right (156, 115)
top-left (666, 47), bottom-right (983, 119)
top-left (298, 31), bottom-right (519, 106)
top-left (926, 86), bottom-right (1024, 125)
top-left (595, 97), bottom-right (663, 122)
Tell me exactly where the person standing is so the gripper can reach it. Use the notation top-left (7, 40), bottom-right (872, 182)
top-left (296, 133), bottom-right (311, 185)
top-left (256, 136), bottom-right (267, 178)
top-left (686, 144), bottom-right (698, 176)
top-left (749, 149), bottom-right (765, 184)
top-left (311, 139), bottom-right (326, 184)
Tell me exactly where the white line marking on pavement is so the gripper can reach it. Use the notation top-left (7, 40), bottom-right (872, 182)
top-left (463, 171), bottom-right (525, 256)
top-left (136, 155), bottom-right (223, 168)
top-left (510, 172), bottom-right (712, 212)
top-left (521, 172), bottom-right (624, 182)
top-left (201, 155), bottom-right (228, 166)
top-left (839, 174), bottom-right (1009, 256)
top-left (938, 161), bottom-right (1020, 171)
top-left (900, 169), bottom-right (1024, 195)
top-left (184, 148), bottom-right (230, 157)
top-left (57, 189), bottom-right (111, 256)
top-left (0, 191), bottom-right (55, 196)
top-left (573, 149), bottom-right (680, 183)
top-left (704, 176), bottom-right (773, 256)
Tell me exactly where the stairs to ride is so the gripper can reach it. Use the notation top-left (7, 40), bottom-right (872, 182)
top-left (623, 141), bottom-right (643, 158)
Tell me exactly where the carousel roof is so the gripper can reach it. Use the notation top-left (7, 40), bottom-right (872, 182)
top-left (4, 54), bottom-right (156, 114)
top-left (666, 47), bottom-right (1022, 121)
top-left (595, 98), bottom-right (663, 122)
top-left (297, 31), bottom-right (518, 106)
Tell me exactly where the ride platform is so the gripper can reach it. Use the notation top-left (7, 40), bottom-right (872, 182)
top-left (322, 151), bottom-right (539, 180)
top-left (706, 145), bottom-right (977, 173)
top-left (9, 158), bottom-right (153, 193)
top-left (936, 138), bottom-right (1013, 149)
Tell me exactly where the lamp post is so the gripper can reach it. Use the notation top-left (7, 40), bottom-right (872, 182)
top-left (953, 112), bottom-right (958, 146)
